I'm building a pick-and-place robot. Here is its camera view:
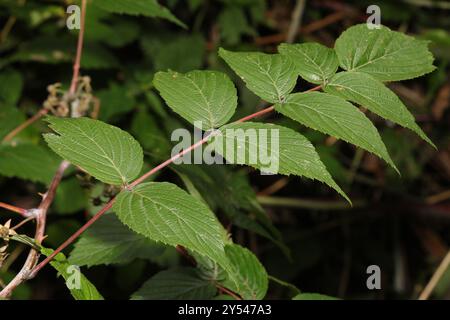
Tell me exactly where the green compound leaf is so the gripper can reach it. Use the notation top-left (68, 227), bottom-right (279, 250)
top-left (334, 24), bottom-right (435, 81)
top-left (221, 244), bottom-right (268, 300)
top-left (41, 248), bottom-right (104, 300)
top-left (278, 42), bottom-right (338, 84)
top-left (154, 70), bottom-right (238, 130)
top-left (92, 0), bottom-right (186, 28)
top-left (276, 92), bottom-right (398, 171)
top-left (324, 71), bottom-right (435, 147)
top-left (131, 267), bottom-right (217, 300)
top-left (219, 48), bottom-right (298, 103)
top-left (44, 117), bottom-right (143, 186)
top-left (211, 122), bottom-right (349, 202)
top-left (69, 214), bottom-right (166, 267)
top-left (113, 182), bottom-right (231, 271)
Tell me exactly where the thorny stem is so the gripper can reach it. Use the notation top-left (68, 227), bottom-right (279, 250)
top-left (32, 85), bottom-right (322, 277)
top-left (0, 202), bottom-right (28, 217)
top-left (0, 161), bottom-right (70, 298)
top-left (0, 0), bottom-right (88, 299)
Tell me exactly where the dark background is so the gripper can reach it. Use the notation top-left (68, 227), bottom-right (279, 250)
top-left (0, 0), bottom-right (449, 300)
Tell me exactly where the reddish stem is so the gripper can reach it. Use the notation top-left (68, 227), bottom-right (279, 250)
top-left (0, 161), bottom-right (69, 298)
top-left (69, 0), bottom-right (87, 95)
top-left (129, 135), bottom-right (212, 188)
top-left (237, 106), bottom-right (275, 123)
top-left (216, 283), bottom-right (242, 300)
top-left (2, 109), bottom-right (48, 143)
top-left (0, 201), bottom-right (28, 217)
top-left (31, 199), bottom-right (114, 277)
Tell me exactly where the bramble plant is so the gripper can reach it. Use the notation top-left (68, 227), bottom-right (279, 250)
top-left (0, 0), bottom-right (438, 300)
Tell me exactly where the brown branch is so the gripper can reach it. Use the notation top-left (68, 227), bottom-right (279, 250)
top-left (30, 198), bottom-right (114, 277)
top-left (286, 0), bottom-right (307, 44)
top-left (0, 161), bottom-right (70, 298)
top-left (0, 0), bottom-right (25, 44)
top-left (418, 250), bottom-right (450, 300)
top-left (0, 16), bottom-right (17, 44)
top-left (0, 0), bottom-right (88, 299)
top-left (69, 0), bottom-right (87, 95)
top-left (2, 108), bottom-right (48, 143)
top-left (0, 202), bottom-right (28, 217)
top-left (258, 177), bottom-right (289, 196)
top-left (215, 283), bottom-right (242, 300)
top-left (254, 10), bottom-right (348, 46)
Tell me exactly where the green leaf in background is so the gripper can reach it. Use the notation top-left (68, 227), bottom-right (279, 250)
top-left (0, 107), bottom-right (26, 141)
top-left (97, 83), bottom-right (136, 121)
top-left (276, 91), bottom-right (397, 171)
top-left (83, 7), bottom-right (139, 48)
top-left (44, 117), bottom-right (143, 185)
top-left (334, 24), bottom-right (435, 81)
top-left (46, 219), bottom-right (82, 250)
top-left (9, 36), bottom-right (72, 65)
top-left (69, 214), bottom-right (166, 267)
top-left (0, 70), bottom-right (23, 105)
top-left (8, 35), bottom-right (118, 69)
top-left (131, 110), bottom-right (171, 159)
top-left (131, 267), bottom-right (217, 300)
top-left (324, 71), bottom-right (434, 147)
top-left (0, 144), bottom-right (60, 184)
top-left (218, 6), bottom-right (255, 45)
top-left (278, 43), bottom-right (338, 84)
top-left (113, 182), bottom-right (230, 270)
top-left (219, 48), bottom-right (298, 103)
top-left (212, 122), bottom-right (349, 202)
top-left (141, 34), bottom-right (205, 73)
top-left (41, 248), bottom-right (104, 300)
top-left (53, 178), bottom-right (88, 214)
top-left (221, 244), bottom-right (268, 300)
top-left (81, 43), bottom-right (119, 69)
top-left (154, 70), bottom-right (237, 130)
top-left (0, 271), bottom-right (32, 299)
top-left (292, 293), bottom-right (338, 300)
top-left (93, 0), bottom-right (186, 28)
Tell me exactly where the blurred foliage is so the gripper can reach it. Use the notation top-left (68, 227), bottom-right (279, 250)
top-left (0, 0), bottom-right (449, 300)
